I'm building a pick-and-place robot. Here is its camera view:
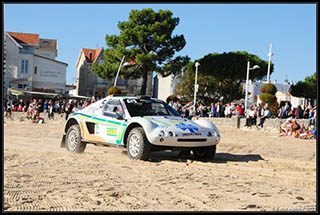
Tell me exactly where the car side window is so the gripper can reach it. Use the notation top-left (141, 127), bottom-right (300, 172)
top-left (103, 99), bottom-right (125, 119)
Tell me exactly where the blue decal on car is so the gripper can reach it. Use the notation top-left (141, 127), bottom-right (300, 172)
top-left (176, 123), bottom-right (199, 133)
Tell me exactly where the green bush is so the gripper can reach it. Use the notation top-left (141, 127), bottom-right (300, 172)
top-left (260, 83), bottom-right (277, 95)
top-left (259, 83), bottom-right (278, 116)
top-left (107, 86), bottom-right (121, 95)
top-left (259, 94), bottom-right (277, 103)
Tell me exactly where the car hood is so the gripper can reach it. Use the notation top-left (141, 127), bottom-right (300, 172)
top-left (142, 116), bottom-right (207, 132)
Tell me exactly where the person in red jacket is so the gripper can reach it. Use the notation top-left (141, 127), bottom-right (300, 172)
top-left (235, 104), bottom-right (243, 116)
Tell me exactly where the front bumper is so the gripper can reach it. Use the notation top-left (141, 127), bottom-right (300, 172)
top-left (150, 135), bottom-right (220, 147)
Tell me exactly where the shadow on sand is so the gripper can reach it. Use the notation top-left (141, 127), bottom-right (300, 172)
top-left (145, 151), bottom-right (264, 163)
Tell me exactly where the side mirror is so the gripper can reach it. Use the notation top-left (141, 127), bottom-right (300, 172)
top-left (116, 114), bottom-right (123, 120)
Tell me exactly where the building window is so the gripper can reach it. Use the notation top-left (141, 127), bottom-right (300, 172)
top-left (21, 60), bottom-right (28, 73)
top-left (34, 66), bottom-right (37, 74)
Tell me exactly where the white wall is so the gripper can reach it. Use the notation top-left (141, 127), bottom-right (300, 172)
top-left (157, 74), bottom-right (173, 101)
top-left (34, 49), bottom-right (56, 59)
top-left (32, 55), bottom-right (67, 93)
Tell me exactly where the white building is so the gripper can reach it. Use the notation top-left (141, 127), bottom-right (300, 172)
top-left (245, 79), bottom-right (309, 108)
top-left (4, 32), bottom-right (68, 95)
top-left (156, 73), bottom-right (181, 101)
top-left (75, 47), bottom-right (152, 98)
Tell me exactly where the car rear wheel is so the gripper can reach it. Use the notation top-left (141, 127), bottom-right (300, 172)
top-left (192, 145), bottom-right (216, 159)
top-left (65, 124), bottom-right (86, 153)
top-left (127, 127), bottom-right (151, 160)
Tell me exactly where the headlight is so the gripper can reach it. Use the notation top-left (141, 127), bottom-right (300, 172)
top-left (168, 131), bottom-right (174, 137)
top-left (159, 130), bottom-right (165, 137)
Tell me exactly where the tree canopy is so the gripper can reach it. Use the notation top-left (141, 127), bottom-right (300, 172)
top-left (175, 51), bottom-right (274, 103)
top-left (289, 73), bottom-right (316, 103)
top-left (175, 62), bottom-right (219, 104)
top-left (92, 8), bottom-right (189, 95)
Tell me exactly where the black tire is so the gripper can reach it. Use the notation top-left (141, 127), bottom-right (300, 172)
top-left (205, 145), bottom-right (217, 159)
top-left (192, 145), bottom-right (216, 159)
top-left (126, 127), bottom-right (151, 160)
top-left (65, 124), bottom-right (86, 153)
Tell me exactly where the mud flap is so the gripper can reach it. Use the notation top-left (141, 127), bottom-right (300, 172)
top-left (61, 135), bottom-right (66, 148)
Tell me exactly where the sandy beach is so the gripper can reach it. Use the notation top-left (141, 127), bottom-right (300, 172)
top-left (3, 117), bottom-right (316, 211)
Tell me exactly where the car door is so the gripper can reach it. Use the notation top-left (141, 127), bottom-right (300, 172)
top-left (94, 99), bottom-right (127, 145)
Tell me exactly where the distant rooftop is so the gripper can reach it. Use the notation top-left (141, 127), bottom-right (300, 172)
top-left (82, 47), bottom-right (103, 63)
top-left (8, 32), bottom-right (39, 45)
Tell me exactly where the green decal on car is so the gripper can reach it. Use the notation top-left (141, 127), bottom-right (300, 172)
top-left (73, 113), bottom-right (128, 145)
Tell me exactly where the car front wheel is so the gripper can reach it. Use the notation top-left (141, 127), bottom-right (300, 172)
top-left (65, 124), bottom-right (86, 153)
top-left (127, 127), bottom-right (151, 160)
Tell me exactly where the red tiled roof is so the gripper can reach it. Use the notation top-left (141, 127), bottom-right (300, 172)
top-left (82, 47), bottom-right (103, 63)
top-left (8, 32), bottom-right (39, 45)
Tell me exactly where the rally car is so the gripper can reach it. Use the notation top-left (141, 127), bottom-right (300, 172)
top-left (61, 95), bottom-right (221, 160)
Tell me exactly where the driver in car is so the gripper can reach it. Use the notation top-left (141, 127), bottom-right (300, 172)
top-left (117, 105), bottom-right (124, 117)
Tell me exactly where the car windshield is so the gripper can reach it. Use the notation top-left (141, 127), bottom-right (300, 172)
top-left (124, 98), bottom-right (180, 117)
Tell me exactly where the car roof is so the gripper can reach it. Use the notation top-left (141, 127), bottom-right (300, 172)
top-left (109, 95), bottom-right (162, 102)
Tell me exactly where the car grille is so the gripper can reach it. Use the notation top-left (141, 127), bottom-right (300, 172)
top-left (177, 138), bottom-right (207, 142)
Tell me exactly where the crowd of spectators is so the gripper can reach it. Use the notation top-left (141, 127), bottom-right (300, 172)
top-left (279, 118), bottom-right (316, 139)
top-left (4, 97), bottom-right (317, 137)
top-left (4, 97), bottom-right (95, 123)
top-left (168, 99), bottom-right (317, 130)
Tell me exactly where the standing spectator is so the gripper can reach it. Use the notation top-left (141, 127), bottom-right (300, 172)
top-left (224, 103), bottom-right (231, 118)
top-left (308, 106), bottom-right (317, 126)
top-left (65, 103), bottom-right (72, 120)
top-left (229, 102), bottom-right (235, 116)
top-left (181, 107), bottom-right (189, 119)
top-left (26, 103), bottom-right (34, 119)
top-left (48, 100), bottom-right (54, 120)
top-left (210, 103), bottom-right (216, 118)
top-left (44, 99), bottom-right (49, 113)
top-left (36, 98), bottom-right (44, 113)
top-left (233, 104), bottom-right (243, 117)
top-left (17, 104), bottom-right (23, 112)
top-left (18, 99), bottom-right (25, 109)
top-left (54, 100), bottom-right (60, 113)
top-left (302, 104), bottom-right (310, 119)
top-left (295, 105), bottom-right (303, 119)
top-left (216, 101), bottom-right (222, 118)
top-left (282, 102), bottom-right (291, 118)
top-left (256, 106), bottom-right (271, 129)
top-left (5, 99), bottom-right (13, 120)
top-left (199, 104), bottom-right (208, 117)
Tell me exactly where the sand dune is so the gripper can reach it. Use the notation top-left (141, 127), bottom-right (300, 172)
top-left (3, 119), bottom-right (316, 211)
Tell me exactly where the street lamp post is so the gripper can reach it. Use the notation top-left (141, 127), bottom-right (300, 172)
top-left (267, 43), bottom-right (273, 83)
top-left (114, 56), bottom-right (125, 87)
top-left (193, 62), bottom-right (200, 112)
top-left (113, 56), bottom-right (131, 87)
top-left (245, 61), bottom-right (260, 113)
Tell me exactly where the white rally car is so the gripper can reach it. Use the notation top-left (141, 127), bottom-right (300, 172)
top-left (61, 95), bottom-right (221, 160)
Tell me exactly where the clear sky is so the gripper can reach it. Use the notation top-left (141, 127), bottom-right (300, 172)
top-left (4, 3), bottom-right (316, 85)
